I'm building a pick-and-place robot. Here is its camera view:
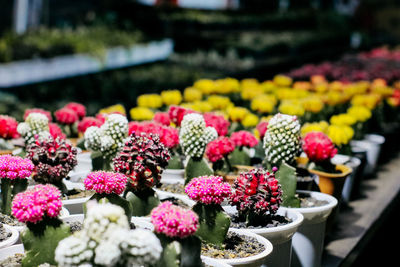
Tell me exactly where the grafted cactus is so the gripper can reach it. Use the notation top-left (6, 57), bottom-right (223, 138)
top-left (17, 113), bottom-right (51, 146)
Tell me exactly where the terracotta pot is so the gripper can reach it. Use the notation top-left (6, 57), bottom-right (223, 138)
top-left (308, 165), bottom-right (352, 200)
top-left (223, 165), bottom-right (254, 184)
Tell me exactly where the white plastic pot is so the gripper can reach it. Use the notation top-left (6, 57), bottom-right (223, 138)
top-left (155, 179), bottom-right (195, 207)
top-left (0, 225), bottom-right (19, 249)
top-left (202, 228), bottom-right (273, 267)
top-left (201, 256), bottom-right (232, 267)
top-left (351, 134), bottom-right (385, 176)
top-left (331, 155), bottom-right (361, 203)
top-left (73, 152), bottom-right (92, 173)
top-left (223, 206), bottom-right (304, 267)
top-left (161, 169), bottom-right (185, 182)
top-left (289, 191), bottom-right (338, 267)
top-left (0, 244), bottom-right (24, 261)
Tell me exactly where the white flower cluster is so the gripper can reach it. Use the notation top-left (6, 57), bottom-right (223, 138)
top-left (263, 113), bottom-right (301, 166)
top-left (55, 203), bottom-right (162, 267)
top-left (179, 113), bottom-right (218, 158)
top-left (84, 114), bottom-right (128, 158)
top-left (17, 113), bottom-right (50, 145)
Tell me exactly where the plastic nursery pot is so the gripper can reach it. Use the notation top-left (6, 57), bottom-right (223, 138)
top-left (331, 155), bottom-right (361, 203)
top-left (0, 244), bottom-right (24, 261)
top-left (0, 224), bottom-right (19, 249)
top-left (201, 256), bottom-right (232, 267)
top-left (161, 169), bottom-right (185, 182)
top-left (223, 206), bottom-right (304, 267)
top-left (290, 190), bottom-right (338, 267)
top-left (74, 152), bottom-right (92, 173)
top-left (202, 228), bottom-right (273, 267)
top-left (154, 189), bottom-right (195, 208)
top-left (223, 165), bottom-right (254, 185)
top-left (308, 165), bottom-right (352, 201)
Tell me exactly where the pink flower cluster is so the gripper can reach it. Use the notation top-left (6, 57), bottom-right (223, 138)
top-left (151, 201), bottom-right (198, 239)
top-left (168, 106), bottom-right (195, 127)
top-left (24, 108), bottom-right (52, 121)
top-left (185, 176), bottom-right (231, 205)
top-left (205, 137), bottom-right (235, 163)
top-left (153, 112), bottom-right (171, 126)
top-left (49, 123), bottom-right (66, 140)
top-left (78, 117), bottom-right (103, 134)
top-left (65, 102), bottom-right (86, 119)
top-left (55, 107), bottom-right (79, 125)
top-left (302, 132), bottom-right (337, 163)
top-left (0, 155), bottom-right (34, 180)
top-left (204, 112), bottom-right (230, 136)
top-left (84, 171), bottom-right (127, 195)
top-left (128, 121), bottom-right (179, 149)
top-left (256, 121), bottom-right (268, 140)
top-left (230, 131), bottom-right (258, 148)
top-left (0, 115), bottom-right (19, 139)
top-left (230, 168), bottom-right (282, 215)
top-left (12, 184), bottom-right (62, 223)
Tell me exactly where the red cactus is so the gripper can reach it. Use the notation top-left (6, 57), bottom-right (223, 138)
top-left (113, 132), bottom-right (170, 191)
top-left (49, 123), bottom-right (66, 140)
top-left (153, 112), bottom-right (171, 126)
top-left (204, 112), bottom-right (230, 136)
top-left (0, 115), bottom-right (19, 139)
top-left (65, 102), bottom-right (86, 119)
top-left (128, 121), bottom-right (179, 149)
top-left (168, 106), bottom-right (195, 127)
top-left (256, 121), bottom-right (268, 140)
top-left (302, 131), bottom-right (337, 163)
top-left (230, 131), bottom-right (258, 148)
top-left (55, 107), bottom-right (79, 125)
top-left (206, 137), bottom-right (235, 163)
top-left (78, 117), bottom-right (103, 134)
top-left (230, 168), bottom-right (282, 216)
top-left (23, 108), bottom-right (52, 122)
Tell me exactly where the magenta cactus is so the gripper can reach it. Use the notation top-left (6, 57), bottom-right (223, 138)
top-left (84, 171), bottom-right (128, 195)
top-left (12, 184), bottom-right (62, 224)
top-left (230, 131), bottom-right (258, 148)
top-left (185, 176), bottom-right (231, 205)
top-left (114, 132), bottom-right (170, 191)
top-left (230, 168), bottom-right (282, 218)
top-left (151, 201), bottom-right (198, 239)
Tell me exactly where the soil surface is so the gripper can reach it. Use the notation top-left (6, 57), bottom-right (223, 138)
top-left (0, 213), bottom-right (24, 227)
top-left (159, 183), bottom-right (185, 195)
top-left (0, 223), bottom-right (11, 242)
top-left (0, 254), bottom-right (55, 267)
top-left (65, 221), bottom-right (83, 234)
top-left (299, 194), bottom-right (329, 208)
top-left (202, 232), bottom-right (265, 259)
top-left (62, 189), bottom-right (94, 200)
top-left (230, 214), bottom-right (292, 229)
top-left (160, 197), bottom-right (190, 208)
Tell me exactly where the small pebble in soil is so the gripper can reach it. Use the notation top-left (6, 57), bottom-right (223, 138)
top-left (159, 183), bottom-right (185, 195)
top-left (0, 223), bottom-right (12, 242)
top-left (161, 197), bottom-right (190, 208)
top-left (0, 213), bottom-right (24, 227)
top-left (62, 189), bottom-right (94, 200)
top-left (65, 221), bottom-right (83, 234)
top-left (0, 253), bottom-right (24, 267)
top-left (202, 232), bottom-right (265, 259)
top-left (229, 214), bottom-right (292, 229)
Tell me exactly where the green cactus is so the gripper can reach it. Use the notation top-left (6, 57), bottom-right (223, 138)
top-left (1, 179), bottom-right (28, 215)
top-left (192, 203), bottom-right (230, 246)
top-left (167, 153), bottom-right (184, 170)
top-left (125, 188), bottom-right (160, 217)
top-left (275, 162), bottom-right (300, 208)
top-left (90, 151), bottom-right (113, 171)
top-left (21, 220), bottom-right (70, 267)
top-left (184, 157), bottom-right (213, 185)
top-left (229, 147), bottom-right (251, 166)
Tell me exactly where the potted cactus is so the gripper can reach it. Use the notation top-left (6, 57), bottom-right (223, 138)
top-left (114, 132), bottom-right (170, 216)
top-left (302, 131), bottom-right (352, 200)
top-left (151, 201), bottom-right (202, 267)
top-left (229, 130), bottom-right (258, 166)
top-left (0, 115), bottom-right (19, 154)
top-left (179, 113), bottom-right (218, 184)
top-left (11, 184), bottom-right (71, 266)
top-left (26, 136), bottom-right (77, 195)
top-left (263, 113), bottom-right (302, 207)
top-left (227, 168), bottom-right (304, 267)
top-left (206, 137), bottom-right (235, 175)
top-left (0, 155), bottom-right (34, 216)
top-left (54, 107), bottom-right (79, 139)
top-left (55, 202), bottom-right (162, 267)
top-left (84, 113), bottom-right (128, 171)
top-left (17, 113), bottom-right (51, 148)
top-left (83, 171), bottom-right (132, 220)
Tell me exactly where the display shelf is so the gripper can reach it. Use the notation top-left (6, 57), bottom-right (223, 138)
top-left (0, 39), bottom-right (173, 88)
top-left (137, 0), bottom-right (239, 10)
top-left (322, 153), bottom-right (400, 266)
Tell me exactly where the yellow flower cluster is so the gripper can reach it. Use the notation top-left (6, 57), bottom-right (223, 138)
top-left (302, 95), bottom-right (324, 113)
top-left (278, 100), bottom-right (305, 117)
top-left (242, 113), bottom-right (259, 127)
top-left (347, 106), bottom-right (372, 122)
top-left (330, 114), bottom-right (357, 126)
top-left (161, 90), bottom-right (182, 106)
top-left (327, 125), bottom-right (354, 146)
top-left (207, 95), bottom-right (233, 110)
top-left (351, 94), bottom-right (381, 110)
top-left (130, 107), bottom-right (154, 121)
top-left (227, 107), bottom-right (249, 122)
top-left (98, 104), bottom-right (126, 115)
top-left (137, 94), bottom-right (163, 109)
top-left (301, 121), bottom-right (329, 136)
top-left (184, 87), bottom-right (202, 102)
top-left (251, 94), bottom-right (276, 113)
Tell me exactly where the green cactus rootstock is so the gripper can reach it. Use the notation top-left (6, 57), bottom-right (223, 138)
top-left (184, 157), bottom-right (213, 185)
top-left (229, 147), bottom-right (251, 166)
top-left (1, 178), bottom-right (28, 215)
top-left (167, 153), bottom-right (184, 170)
top-left (125, 188), bottom-right (160, 217)
top-left (21, 222), bottom-right (70, 267)
top-left (275, 162), bottom-right (300, 208)
top-left (156, 234), bottom-right (202, 267)
top-left (192, 203), bottom-right (231, 246)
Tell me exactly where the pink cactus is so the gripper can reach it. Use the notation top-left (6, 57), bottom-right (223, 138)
top-left (230, 131), bottom-right (258, 148)
top-left (204, 113), bottom-right (230, 136)
top-left (205, 137), bottom-right (235, 163)
top-left (185, 176), bottom-right (231, 205)
top-left (84, 171), bottom-right (127, 195)
top-left (0, 155), bottom-right (34, 180)
top-left (153, 112), bottom-right (171, 126)
top-left (0, 115), bottom-right (19, 139)
top-left (302, 131), bottom-right (337, 163)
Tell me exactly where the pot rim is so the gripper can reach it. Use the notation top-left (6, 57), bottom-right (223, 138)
top-left (0, 224), bottom-right (19, 249)
top-left (202, 228), bottom-right (273, 265)
top-left (289, 190), bottom-right (338, 214)
top-left (308, 164), bottom-right (352, 178)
